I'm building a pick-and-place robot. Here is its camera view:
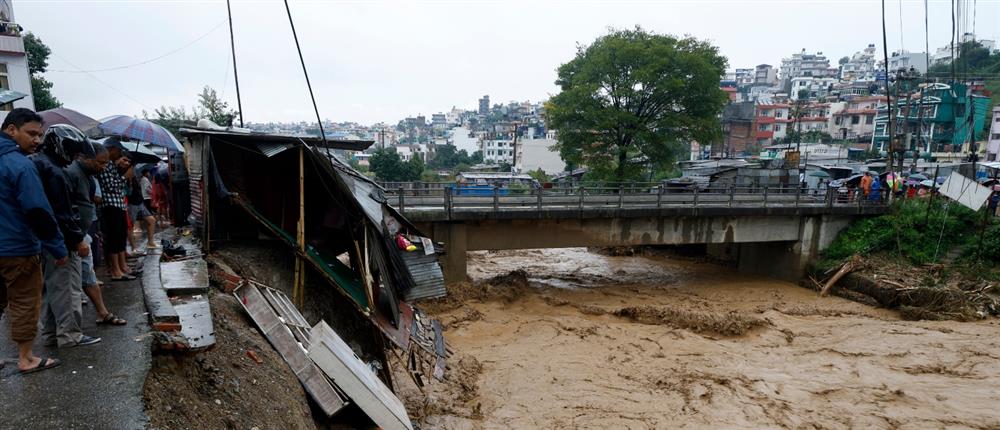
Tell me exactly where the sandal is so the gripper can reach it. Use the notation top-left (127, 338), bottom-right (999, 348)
top-left (20, 356), bottom-right (61, 375)
top-left (110, 274), bottom-right (137, 282)
top-left (97, 313), bottom-right (127, 326)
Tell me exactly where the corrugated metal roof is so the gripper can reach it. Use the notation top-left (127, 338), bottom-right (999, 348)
top-left (400, 251), bottom-right (445, 301)
top-left (255, 142), bottom-right (294, 157)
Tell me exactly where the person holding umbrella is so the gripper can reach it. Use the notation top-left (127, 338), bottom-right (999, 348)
top-left (30, 124), bottom-right (102, 348)
top-left (95, 137), bottom-right (136, 281)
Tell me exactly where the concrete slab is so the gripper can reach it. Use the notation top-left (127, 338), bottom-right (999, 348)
top-left (160, 259), bottom-right (209, 296)
top-left (141, 247), bottom-right (179, 326)
top-left (172, 295), bottom-right (216, 351)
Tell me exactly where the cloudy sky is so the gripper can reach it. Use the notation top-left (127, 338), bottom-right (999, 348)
top-left (14, 0), bottom-right (998, 125)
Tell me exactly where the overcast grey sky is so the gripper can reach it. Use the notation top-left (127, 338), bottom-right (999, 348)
top-left (14, 0), bottom-right (999, 125)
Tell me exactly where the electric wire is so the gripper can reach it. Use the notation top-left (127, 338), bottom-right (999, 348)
top-left (48, 19), bottom-right (227, 73)
top-left (282, 0), bottom-right (330, 157)
top-left (50, 51), bottom-right (152, 111)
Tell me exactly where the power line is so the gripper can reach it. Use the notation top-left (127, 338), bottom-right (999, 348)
top-left (899, 0), bottom-right (905, 49)
top-left (50, 51), bottom-right (152, 111)
top-left (283, 0), bottom-right (329, 154)
top-left (48, 19), bottom-right (226, 73)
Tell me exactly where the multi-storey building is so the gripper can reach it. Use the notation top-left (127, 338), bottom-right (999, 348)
top-left (480, 122), bottom-right (516, 164)
top-left (789, 76), bottom-right (838, 100)
top-left (883, 50), bottom-right (929, 74)
top-left (985, 106), bottom-right (1000, 161)
top-left (780, 49), bottom-right (837, 90)
top-left (0, 0), bottom-right (34, 122)
top-left (734, 68), bottom-right (755, 87)
top-left (872, 82), bottom-right (991, 157)
top-left (839, 44), bottom-right (877, 82)
top-left (831, 96), bottom-right (885, 141)
top-left (478, 95), bottom-right (490, 115)
top-left (753, 103), bottom-right (791, 147)
top-left (754, 64), bottom-right (777, 86)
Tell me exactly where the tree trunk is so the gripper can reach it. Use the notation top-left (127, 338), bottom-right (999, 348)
top-left (616, 148), bottom-right (628, 182)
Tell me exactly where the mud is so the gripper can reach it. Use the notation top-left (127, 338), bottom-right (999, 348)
top-left (397, 248), bottom-right (1000, 429)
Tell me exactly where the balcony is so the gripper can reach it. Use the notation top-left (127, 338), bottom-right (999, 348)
top-left (0, 21), bottom-right (23, 54)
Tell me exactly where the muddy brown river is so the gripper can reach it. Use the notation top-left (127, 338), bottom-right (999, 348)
top-left (395, 248), bottom-right (1000, 429)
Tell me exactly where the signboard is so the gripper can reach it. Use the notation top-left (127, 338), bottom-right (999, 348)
top-left (784, 150), bottom-right (800, 169)
top-left (939, 172), bottom-right (992, 211)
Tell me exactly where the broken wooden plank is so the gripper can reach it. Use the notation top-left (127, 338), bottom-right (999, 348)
top-left (308, 321), bottom-right (414, 430)
top-left (236, 284), bottom-right (347, 417)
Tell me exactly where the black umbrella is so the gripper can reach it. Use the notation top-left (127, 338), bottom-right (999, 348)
top-left (38, 108), bottom-right (99, 133)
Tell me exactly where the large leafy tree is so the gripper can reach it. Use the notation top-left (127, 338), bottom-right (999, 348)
top-left (23, 32), bottom-right (61, 110)
top-left (146, 85), bottom-right (236, 132)
top-left (547, 28), bottom-right (728, 182)
top-left (369, 148), bottom-right (423, 182)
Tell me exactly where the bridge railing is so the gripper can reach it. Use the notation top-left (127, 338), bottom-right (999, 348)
top-left (386, 183), bottom-right (887, 215)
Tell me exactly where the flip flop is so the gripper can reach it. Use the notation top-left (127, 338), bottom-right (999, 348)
top-left (97, 313), bottom-right (127, 326)
top-left (20, 356), bottom-right (61, 375)
top-left (110, 275), bottom-right (137, 282)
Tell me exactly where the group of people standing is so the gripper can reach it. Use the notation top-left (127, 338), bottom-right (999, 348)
top-left (0, 108), bottom-right (159, 375)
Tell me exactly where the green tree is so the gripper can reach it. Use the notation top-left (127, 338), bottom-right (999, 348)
top-left (369, 149), bottom-right (406, 181)
top-left (547, 27), bottom-right (728, 182)
top-left (23, 32), bottom-right (61, 110)
top-left (197, 86), bottom-right (236, 126)
top-left (527, 168), bottom-right (550, 183)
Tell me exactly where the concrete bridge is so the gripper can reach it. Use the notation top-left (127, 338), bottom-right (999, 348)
top-left (386, 184), bottom-right (888, 284)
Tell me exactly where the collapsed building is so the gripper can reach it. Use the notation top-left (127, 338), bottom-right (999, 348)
top-left (178, 127), bottom-right (447, 428)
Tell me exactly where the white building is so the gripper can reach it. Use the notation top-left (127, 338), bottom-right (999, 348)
top-left (448, 126), bottom-right (479, 154)
top-left (933, 33), bottom-right (997, 64)
top-left (885, 50), bottom-right (929, 74)
top-left (789, 76), bottom-right (838, 100)
top-left (988, 106), bottom-right (1000, 162)
top-left (514, 132), bottom-right (565, 175)
top-left (0, 0), bottom-right (34, 123)
top-left (479, 122), bottom-right (516, 164)
top-left (753, 64), bottom-right (777, 86)
top-left (734, 68), bottom-right (754, 87)
top-left (780, 49), bottom-right (837, 89)
top-left (839, 44), bottom-right (877, 82)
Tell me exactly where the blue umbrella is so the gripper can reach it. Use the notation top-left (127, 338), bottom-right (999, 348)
top-left (97, 115), bottom-right (184, 153)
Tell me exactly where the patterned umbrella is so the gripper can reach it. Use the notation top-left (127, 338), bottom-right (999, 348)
top-left (97, 115), bottom-right (184, 153)
top-left (38, 108), bottom-right (99, 132)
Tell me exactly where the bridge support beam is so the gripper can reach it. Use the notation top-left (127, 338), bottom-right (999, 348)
top-left (434, 223), bottom-right (468, 285)
top-left (737, 215), bottom-right (852, 281)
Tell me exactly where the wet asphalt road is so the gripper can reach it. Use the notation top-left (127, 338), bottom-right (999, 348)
top-left (0, 273), bottom-right (152, 429)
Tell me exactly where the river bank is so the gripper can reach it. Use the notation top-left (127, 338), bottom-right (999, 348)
top-left (396, 248), bottom-right (1000, 429)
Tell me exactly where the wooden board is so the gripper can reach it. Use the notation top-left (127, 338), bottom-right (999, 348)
top-left (308, 321), bottom-right (413, 430)
top-left (236, 284), bottom-right (347, 417)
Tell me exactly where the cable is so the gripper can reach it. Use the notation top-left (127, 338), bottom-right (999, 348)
top-left (283, 0), bottom-right (330, 157)
top-left (227, 0), bottom-right (244, 127)
top-left (48, 19), bottom-right (227, 73)
top-left (951, 0), bottom-right (956, 81)
top-left (50, 51), bottom-right (151, 111)
top-left (881, 0), bottom-right (893, 157)
top-left (898, 0), bottom-right (905, 50)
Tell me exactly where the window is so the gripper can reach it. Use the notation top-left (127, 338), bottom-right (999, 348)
top-left (993, 134), bottom-right (1000, 140)
top-left (775, 111), bottom-right (784, 118)
top-left (774, 125), bottom-right (781, 132)
top-left (758, 124), bottom-right (769, 131)
top-left (995, 116), bottom-right (1000, 123)
top-left (836, 117), bottom-right (843, 125)
top-left (851, 115), bottom-right (860, 125)
top-left (865, 115), bottom-right (874, 124)
top-left (0, 64), bottom-right (8, 112)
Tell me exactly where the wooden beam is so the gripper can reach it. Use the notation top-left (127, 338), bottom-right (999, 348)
top-left (293, 145), bottom-right (306, 307)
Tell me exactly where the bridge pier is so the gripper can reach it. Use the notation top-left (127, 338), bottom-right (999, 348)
top-left (736, 215), bottom-right (852, 281)
top-left (434, 223), bottom-right (468, 284)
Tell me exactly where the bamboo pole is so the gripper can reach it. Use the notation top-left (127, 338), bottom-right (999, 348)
top-left (293, 146), bottom-right (306, 307)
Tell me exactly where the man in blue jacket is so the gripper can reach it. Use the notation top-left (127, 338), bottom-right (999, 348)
top-left (0, 108), bottom-right (65, 374)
